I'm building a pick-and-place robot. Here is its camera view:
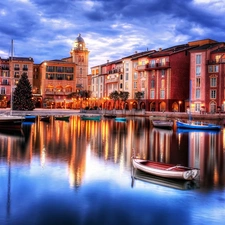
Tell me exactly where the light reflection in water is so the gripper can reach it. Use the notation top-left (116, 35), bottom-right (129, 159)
top-left (0, 116), bottom-right (225, 225)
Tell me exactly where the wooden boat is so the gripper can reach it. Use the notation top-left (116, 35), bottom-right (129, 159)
top-left (152, 120), bottom-right (173, 129)
top-left (176, 120), bottom-right (221, 131)
top-left (0, 115), bottom-right (24, 129)
top-left (54, 115), bottom-right (70, 121)
top-left (115, 117), bottom-right (126, 122)
top-left (24, 115), bottom-right (37, 122)
top-left (40, 116), bottom-right (51, 122)
top-left (132, 156), bottom-right (200, 180)
top-left (131, 169), bottom-right (200, 190)
top-left (80, 115), bottom-right (101, 121)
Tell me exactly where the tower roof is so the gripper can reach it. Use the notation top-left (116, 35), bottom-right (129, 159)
top-left (75, 34), bottom-right (84, 43)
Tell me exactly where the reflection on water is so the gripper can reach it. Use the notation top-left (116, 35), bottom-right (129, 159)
top-left (0, 116), bottom-right (225, 225)
top-left (1, 116), bottom-right (225, 188)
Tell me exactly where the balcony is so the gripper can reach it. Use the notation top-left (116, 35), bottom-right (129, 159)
top-left (14, 67), bottom-right (20, 70)
top-left (23, 67), bottom-right (28, 71)
top-left (136, 65), bottom-right (147, 71)
top-left (105, 75), bottom-right (119, 84)
top-left (146, 62), bottom-right (170, 70)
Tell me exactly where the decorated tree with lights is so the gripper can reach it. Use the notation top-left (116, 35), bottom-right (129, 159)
top-left (13, 72), bottom-right (35, 110)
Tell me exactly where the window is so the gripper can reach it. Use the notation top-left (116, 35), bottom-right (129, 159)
top-left (196, 54), bottom-right (201, 64)
top-left (125, 82), bottom-right (128, 90)
top-left (150, 60), bottom-right (155, 67)
top-left (120, 83), bottom-right (123, 89)
top-left (134, 72), bottom-right (138, 80)
top-left (133, 62), bottom-right (138, 68)
top-left (125, 63), bottom-right (129, 71)
top-left (2, 79), bottom-right (9, 85)
top-left (196, 89), bottom-right (200, 99)
top-left (196, 78), bottom-right (200, 87)
top-left (150, 90), bottom-right (155, 99)
top-left (195, 103), bottom-right (201, 112)
top-left (1, 87), bottom-right (6, 94)
top-left (161, 70), bottom-right (165, 77)
top-left (14, 72), bottom-right (20, 78)
top-left (80, 68), bottom-right (82, 74)
top-left (14, 64), bottom-right (19, 70)
top-left (141, 81), bottom-right (145, 88)
top-left (160, 90), bottom-right (165, 99)
top-left (151, 80), bottom-right (155, 88)
top-left (134, 82), bottom-right (137, 89)
top-left (210, 90), bottom-right (216, 99)
top-left (210, 77), bottom-right (217, 87)
top-left (196, 66), bottom-right (201, 76)
top-left (208, 65), bottom-right (219, 73)
top-left (120, 74), bottom-right (123, 80)
top-left (125, 73), bottom-right (129, 80)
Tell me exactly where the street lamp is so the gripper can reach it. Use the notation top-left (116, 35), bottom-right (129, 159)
top-left (178, 101), bottom-right (182, 112)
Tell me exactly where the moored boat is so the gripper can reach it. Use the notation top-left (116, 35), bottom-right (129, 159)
top-left (131, 169), bottom-right (200, 190)
top-left (115, 117), bottom-right (126, 122)
top-left (152, 120), bottom-right (173, 129)
top-left (40, 116), bottom-right (51, 122)
top-left (54, 115), bottom-right (70, 121)
top-left (104, 114), bottom-right (117, 119)
top-left (80, 115), bottom-right (101, 121)
top-left (176, 120), bottom-right (221, 130)
top-left (24, 115), bottom-right (37, 122)
top-left (0, 115), bottom-right (24, 129)
top-left (132, 156), bottom-right (199, 180)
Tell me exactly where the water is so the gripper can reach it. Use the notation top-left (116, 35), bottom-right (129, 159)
top-left (0, 116), bottom-right (225, 225)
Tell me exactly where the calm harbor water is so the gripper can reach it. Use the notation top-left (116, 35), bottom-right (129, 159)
top-left (0, 116), bottom-right (225, 225)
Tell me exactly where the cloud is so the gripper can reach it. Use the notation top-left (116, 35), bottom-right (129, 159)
top-left (0, 0), bottom-right (224, 68)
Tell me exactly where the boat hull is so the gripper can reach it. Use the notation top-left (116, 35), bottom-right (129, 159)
top-left (132, 158), bottom-right (199, 180)
top-left (152, 120), bottom-right (173, 129)
top-left (176, 120), bottom-right (221, 130)
top-left (0, 116), bottom-right (24, 129)
top-left (80, 115), bottom-right (101, 121)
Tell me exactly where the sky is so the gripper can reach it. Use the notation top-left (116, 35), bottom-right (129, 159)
top-left (0, 0), bottom-right (225, 71)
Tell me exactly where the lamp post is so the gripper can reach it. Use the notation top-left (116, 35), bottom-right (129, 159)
top-left (178, 101), bottom-right (182, 112)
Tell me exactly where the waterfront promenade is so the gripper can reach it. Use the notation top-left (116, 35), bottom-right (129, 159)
top-left (0, 108), bottom-right (225, 121)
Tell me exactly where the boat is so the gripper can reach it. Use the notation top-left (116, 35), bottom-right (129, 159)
top-left (152, 120), bottom-right (173, 129)
top-left (131, 156), bottom-right (200, 180)
top-left (104, 114), bottom-right (117, 119)
top-left (40, 116), bottom-right (51, 122)
top-left (54, 115), bottom-right (70, 121)
top-left (24, 114), bottom-right (37, 122)
top-left (115, 117), bottom-right (127, 122)
top-left (131, 169), bottom-right (200, 190)
top-left (80, 115), bottom-right (101, 121)
top-left (0, 115), bottom-right (25, 129)
top-left (176, 120), bottom-right (221, 131)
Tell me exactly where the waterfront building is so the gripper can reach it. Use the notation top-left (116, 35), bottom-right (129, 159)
top-left (0, 34), bottom-right (89, 109)
top-left (38, 34), bottom-right (89, 108)
top-left (189, 39), bottom-right (225, 113)
top-left (0, 56), bottom-right (34, 108)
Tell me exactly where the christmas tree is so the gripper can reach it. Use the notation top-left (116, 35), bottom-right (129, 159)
top-left (13, 73), bottom-right (35, 110)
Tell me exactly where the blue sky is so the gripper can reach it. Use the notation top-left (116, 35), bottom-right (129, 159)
top-left (0, 0), bottom-right (225, 70)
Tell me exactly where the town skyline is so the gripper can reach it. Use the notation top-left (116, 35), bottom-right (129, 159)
top-left (0, 0), bottom-right (225, 71)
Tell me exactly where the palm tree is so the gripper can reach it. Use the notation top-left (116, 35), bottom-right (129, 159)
top-left (109, 90), bottom-right (120, 109)
top-left (134, 91), bottom-right (144, 110)
top-left (119, 91), bottom-right (130, 109)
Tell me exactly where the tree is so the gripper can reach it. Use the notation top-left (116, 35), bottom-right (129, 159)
top-left (13, 73), bottom-right (35, 110)
top-left (119, 91), bottom-right (129, 109)
top-left (109, 90), bottom-right (120, 109)
top-left (134, 91), bottom-right (144, 109)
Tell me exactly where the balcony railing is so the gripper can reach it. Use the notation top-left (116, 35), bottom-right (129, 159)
top-left (14, 67), bottom-right (20, 70)
top-left (146, 62), bottom-right (170, 70)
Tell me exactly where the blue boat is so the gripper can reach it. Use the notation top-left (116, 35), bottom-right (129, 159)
top-left (24, 115), bottom-right (37, 122)
top-left (176, 120), bottom-right (221, 131)
top-left (115, 117), bottom-right (127, 122)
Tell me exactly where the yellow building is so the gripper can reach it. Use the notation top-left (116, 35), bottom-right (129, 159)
top-left (37, 34), bottom-right (89, 108)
